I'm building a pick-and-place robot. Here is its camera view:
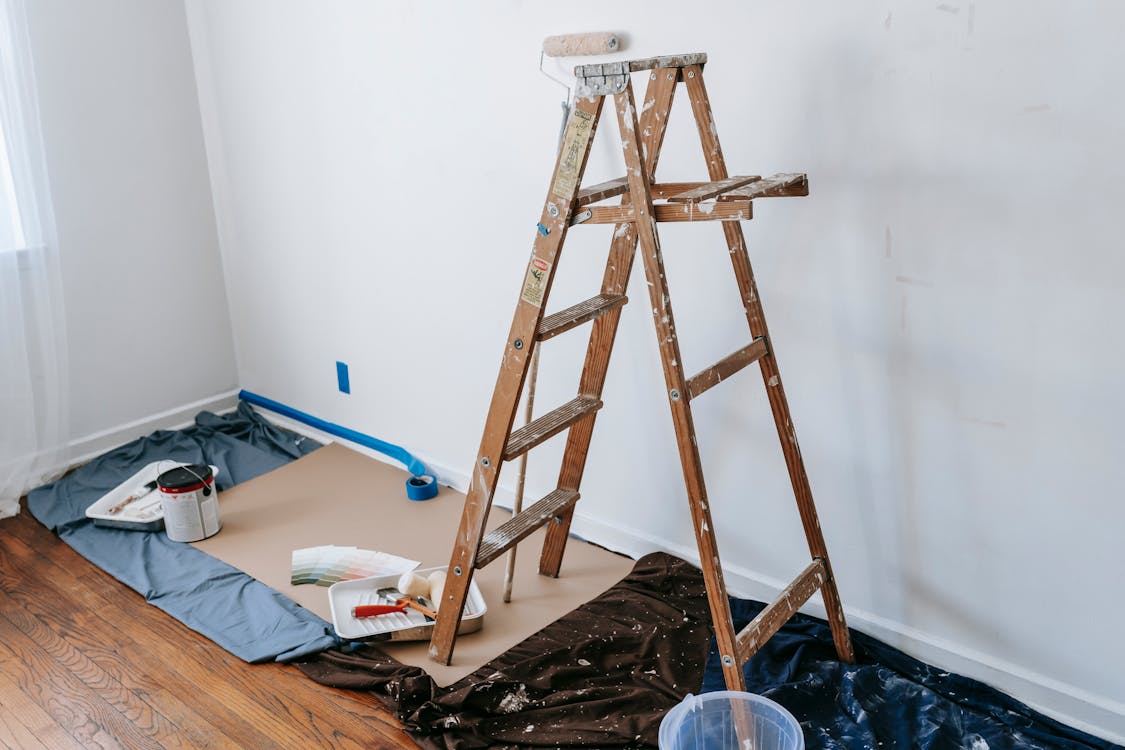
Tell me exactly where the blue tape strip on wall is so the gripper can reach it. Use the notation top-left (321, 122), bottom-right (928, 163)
top-left (238, 390), bottom-right (438, 501)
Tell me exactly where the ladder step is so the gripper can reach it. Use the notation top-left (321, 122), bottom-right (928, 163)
top-left (686, 337), bottom-right (769, 400)
top-left (537, 294), bottom-right (628, 341)
top-left (503, 396), bottom-right (602, 460)
top-left (735, 559), bottom-right (826, 662)
top-left (575, 177), bottom-right (629, 207)
top-left (476, 489), bottom-right (580, 568)
top-left (666, 175), bottom-right (763, 204)
top-left (720, 173), bottom-right (808, 200)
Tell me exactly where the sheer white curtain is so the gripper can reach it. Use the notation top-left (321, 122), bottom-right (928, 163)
top-left (0, 0), bottom-right (68, 518)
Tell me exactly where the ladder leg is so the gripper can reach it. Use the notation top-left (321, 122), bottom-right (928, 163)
top-left (429, 95), bottom-right (605, 665)
top-left (682, 65), bottom-right (855, 664)
top-left (540, 70), bottom-right (679, 576)
top-left (613, 80), bottom-right (747, 691)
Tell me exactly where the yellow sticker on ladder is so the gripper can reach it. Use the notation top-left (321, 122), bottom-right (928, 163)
top-left (520, 257), bottom-right (551, 308)
top-left (551, 108), bottom-right (595, 199)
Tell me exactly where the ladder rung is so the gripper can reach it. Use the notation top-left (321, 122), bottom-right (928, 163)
top-left (580, 201), bottom-right (753, 225)
top-left (720, 173), bottom-right (808, 200)
top-left (537, 294), bottom-right (628, 341)
top-left (575, 177), bottom-right (629, 207)
top-left (475, 489), bottom-right (580, 568)
top-left (735, 559), bottom-right (826, 662)
top-left (686, 337), bottom-right (769, 400)
top-left (503, 396), bottom-right (602, 460)
top-left (651, 182), bottom-right (708, 199)
top-left (666, 175), bottom-right (763, 204)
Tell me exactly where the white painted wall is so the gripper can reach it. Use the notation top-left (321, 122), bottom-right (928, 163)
top-left (185, 0), bottom-right (1125, 739)
top-left (25, 0), bottom-right (238, 460)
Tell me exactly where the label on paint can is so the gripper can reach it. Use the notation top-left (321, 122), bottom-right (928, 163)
top-left (157, 464), bottom-right (222, 542)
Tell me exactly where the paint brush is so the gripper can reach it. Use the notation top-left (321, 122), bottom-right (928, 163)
top-left (107, 480), bottom-right (158, 514)
top-left (352, 603), bottom-right (408, 618)
top-left (376, 587), bottom-right (437, 621)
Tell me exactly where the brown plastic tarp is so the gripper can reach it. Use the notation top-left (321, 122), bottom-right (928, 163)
top-left (296, 552), bottom-right (712, 749)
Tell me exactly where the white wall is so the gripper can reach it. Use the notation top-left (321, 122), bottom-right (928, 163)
top-left (25, 0), bottom-right (238, 459)
top-left (185, 1), bottom-right (1125, 739)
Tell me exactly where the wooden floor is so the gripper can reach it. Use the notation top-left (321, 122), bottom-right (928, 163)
top-left (0, 499), bottom-right (417, 750)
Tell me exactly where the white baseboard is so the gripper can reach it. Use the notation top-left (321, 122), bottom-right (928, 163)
top-left (67, 389), bottom-right (241, 468)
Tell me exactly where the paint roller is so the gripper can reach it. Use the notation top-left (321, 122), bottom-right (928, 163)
top-left (541, 32), bottom-right (619, 58)
top-left (355, 569), bottom-right (447, 620)
top-left (538, 31), bottom-right (624, 143)
top-left (396, 569), bottom-right (446, 607)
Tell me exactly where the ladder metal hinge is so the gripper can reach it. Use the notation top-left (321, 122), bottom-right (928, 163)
top-left (575, 62), bottom-right (630, 98)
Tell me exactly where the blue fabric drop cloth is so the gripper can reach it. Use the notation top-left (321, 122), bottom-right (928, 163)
top-left (27, 403), bottom-right (342, 663)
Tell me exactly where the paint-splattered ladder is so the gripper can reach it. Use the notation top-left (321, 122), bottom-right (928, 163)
top-left (429, 53), bottom-right (856, 690)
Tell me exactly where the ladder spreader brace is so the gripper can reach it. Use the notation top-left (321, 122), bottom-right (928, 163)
top-left (428, 52), bottom-right (855, 690)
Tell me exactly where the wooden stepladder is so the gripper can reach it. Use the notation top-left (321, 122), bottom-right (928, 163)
top-left (429, 53), bottom-right (855, 688)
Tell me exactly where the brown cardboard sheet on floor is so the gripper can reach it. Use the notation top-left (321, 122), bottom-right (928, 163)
top-left (192, 442), bottom-right (634, 686)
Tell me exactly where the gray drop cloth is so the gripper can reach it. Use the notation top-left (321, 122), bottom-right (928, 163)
top-left (27, 403), bottom-right (341, 663)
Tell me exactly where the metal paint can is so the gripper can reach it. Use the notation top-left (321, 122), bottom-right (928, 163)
top-left (157, 463), bottom-right (221, 542)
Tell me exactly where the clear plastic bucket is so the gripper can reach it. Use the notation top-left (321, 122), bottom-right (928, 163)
top-left (658, 691), bottom-right (804, 750)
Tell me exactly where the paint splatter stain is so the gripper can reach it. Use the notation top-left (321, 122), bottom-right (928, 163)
top-left (497, 684), bottom-right (531, 714)
top-left (884, 11), bottom-right (893, 29)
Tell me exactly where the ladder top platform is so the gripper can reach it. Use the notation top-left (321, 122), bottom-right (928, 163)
top-left (573, 53), bottom-right (707, 78)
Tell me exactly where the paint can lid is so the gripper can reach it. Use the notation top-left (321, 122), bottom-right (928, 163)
top-left (156, 463), bottom-right (214, 491)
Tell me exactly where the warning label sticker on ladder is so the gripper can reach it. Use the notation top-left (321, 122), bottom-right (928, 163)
top-left (552, 108), bottom-right (595, 199)
top-left (520, 257), bottom-right (551, 307)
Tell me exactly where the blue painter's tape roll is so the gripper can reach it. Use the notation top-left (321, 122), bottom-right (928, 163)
top-left (405, 474), bottom-right (439, 501)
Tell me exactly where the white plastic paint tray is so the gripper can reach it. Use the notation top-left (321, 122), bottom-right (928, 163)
top-left (85, 462), bottom-right (220, 532)
top-left (328, 565), bottom-right (486, 642)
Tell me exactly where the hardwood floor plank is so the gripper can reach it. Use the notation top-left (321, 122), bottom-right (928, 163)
top-left (0, 591), bottom-right (208, 750)
top-left (0, 621), bottom-right (134, 750)
top-left (0, 502), bottom-right (418, 749)
top-left (0, 700), bottom-right (57, 750)
top-left (0, 526), bottom-right (261, 749)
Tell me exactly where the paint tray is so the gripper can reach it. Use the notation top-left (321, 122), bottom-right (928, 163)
top-left (328, 566), bottom-right (486, 641)
top-left (85, 462), bottom-right (219, 532)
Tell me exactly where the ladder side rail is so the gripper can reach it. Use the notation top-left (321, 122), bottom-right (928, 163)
top-left (430, 95), bottom-right (606, 665)
top-left (539, 68), bottom-right (680, 576)
top-left (681, 64), bottom-right (855, 665)
top-left (613, 78), bottom-right (748, 691)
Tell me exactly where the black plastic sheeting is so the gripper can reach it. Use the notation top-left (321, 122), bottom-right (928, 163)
top-left (27, 403), bottom-right (338, 663)
top-left (701, 599), bottom-right (1120, 750)
top-left (298, 552), bottom-right (714, 749)
top-left (300, 550), bottom-right (1118, 749)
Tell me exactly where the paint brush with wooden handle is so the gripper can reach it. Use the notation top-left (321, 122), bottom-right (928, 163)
top-left (107, 480), bottom-right (158, 514)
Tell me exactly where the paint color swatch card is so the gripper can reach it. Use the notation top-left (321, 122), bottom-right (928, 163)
top-left (291, 545), bottom-right (419, 587)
